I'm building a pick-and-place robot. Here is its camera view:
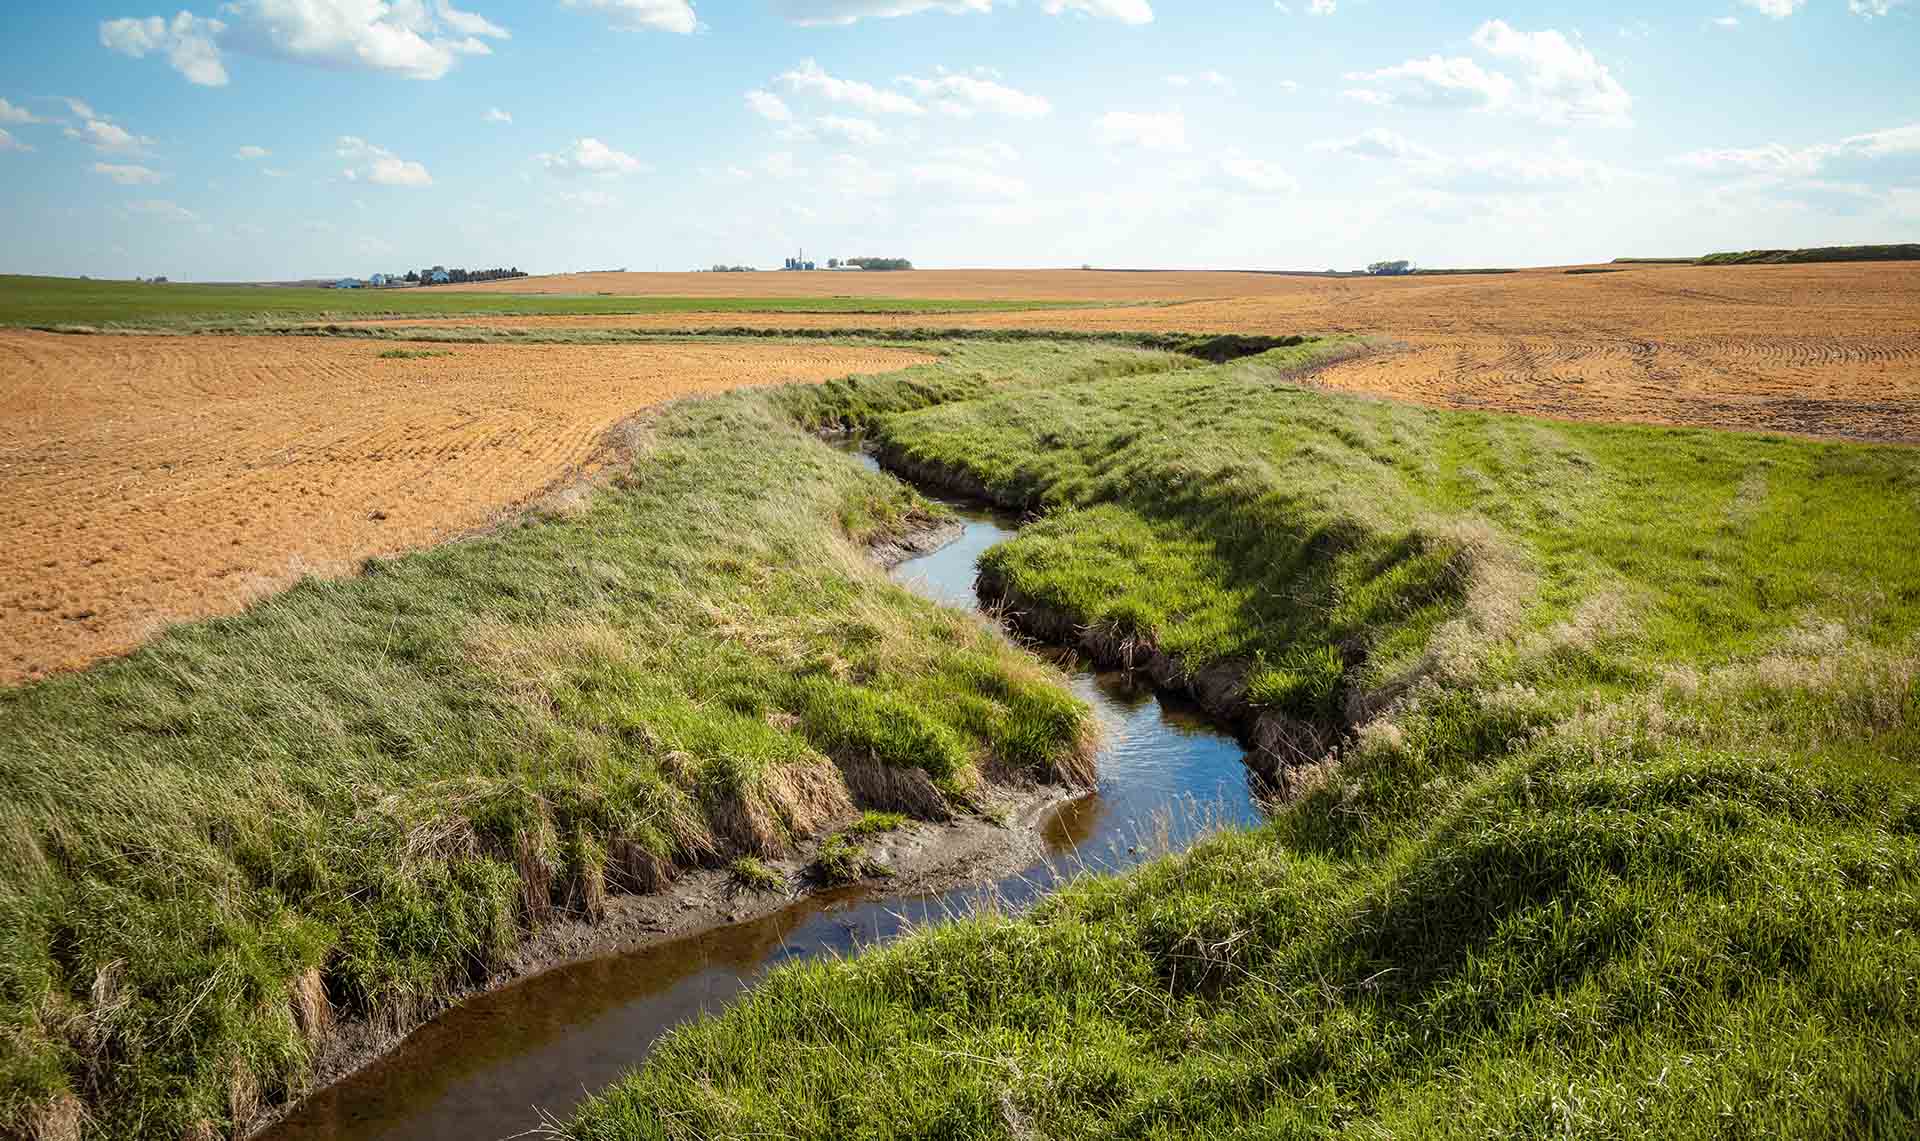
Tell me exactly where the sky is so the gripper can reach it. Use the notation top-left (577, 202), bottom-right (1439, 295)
top-left (0, 0), bottom-right (1915, 280)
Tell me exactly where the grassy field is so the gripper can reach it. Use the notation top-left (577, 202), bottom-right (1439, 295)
top-left (0, 275), bottom-right (1095, 327)
top-left (0, 340), bottom-right (1218, 1139)
top-left (1697, 243), bottom-right (1920, 266)
top-left (561, 347), bottom-right (1920, 1138)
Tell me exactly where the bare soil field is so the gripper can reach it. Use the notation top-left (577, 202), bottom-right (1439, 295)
top-left (425, 263), bottom-right (1920, 441)
top-left (0, 331), bottom-right (928, 683)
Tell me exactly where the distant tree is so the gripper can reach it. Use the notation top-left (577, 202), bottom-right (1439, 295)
top-left (404, 270), bottom-right (419, 283)
top-left (847, 257), bottom-right (913, 271)
top-left (1367, 260), bottom-right (1414, 276)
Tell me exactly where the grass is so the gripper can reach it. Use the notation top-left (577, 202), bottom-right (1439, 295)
top-left (374, 347), bottom-right (452, 360)
top-left (726, 858), bottom-right (787, 896)
top-left (558, 345), bottom-right (1920, 1139)
top-left (1695, 243), bottom-right (1920, 266)
top-left (0, 339), bottom-right (1173, 1139)
top-left (0, 274), bottom-right (1100, 328)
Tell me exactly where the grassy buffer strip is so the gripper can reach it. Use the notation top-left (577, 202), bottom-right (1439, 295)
top-left (557, 345), bottom-right (1920, 1137)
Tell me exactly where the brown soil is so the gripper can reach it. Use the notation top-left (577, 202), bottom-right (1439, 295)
top-left (0, 331), bottom-right (930, 685)
top-left (404, 263), bottom-right (1920, 442)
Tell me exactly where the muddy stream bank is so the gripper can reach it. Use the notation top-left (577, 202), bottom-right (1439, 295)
top-left (259, 444), bottom-right (1266, 1141)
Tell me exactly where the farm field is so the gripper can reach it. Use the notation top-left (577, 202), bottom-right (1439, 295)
top-left (0, 330), bottom-right (929, 682)
top-left (0, 274), bottom-right (1089, 326)
top-left (398, 262), bottom-right (1920, 442)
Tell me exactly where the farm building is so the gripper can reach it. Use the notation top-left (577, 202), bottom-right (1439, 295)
top-left (333, 278), bottom-right (361, 289)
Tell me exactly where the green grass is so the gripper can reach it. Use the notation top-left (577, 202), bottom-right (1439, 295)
top-left (726, 858), bottom-right (787, 896)
top-left (560, 347), bottom-right (1920, 1139)
top-left (1695, 243), bottom-right (1920, 266)
top-left (0, 274), bottom-right (1098, 328)
top-left (374, 347), bottom-right (453, 359)
top-left (0, 339), bottom-right (1167, 1139)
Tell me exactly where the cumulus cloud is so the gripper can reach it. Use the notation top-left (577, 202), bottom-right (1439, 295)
top-left (0, 98), bottom-right (40, 125)
top-left (1344, 55), bottom-right (1513, 110)
top-left (770, 0), bottom-right (1148, 23)
top-left (483, 107), bottom-right (512, 123)
top-left (1343, 20), bottom-right (1631, 128)
top-left (337, 136), bottom-right (433, 186)
top-left (234, 144), bottom-right (269, 159)
top-left (1738, 0), bottom-right (1804, 16)
top-left (1848, 0), bottom-right (1905, 14)
top-left (778, 59), bottom-right (922, 115)
top-left (94, 161), bottom-right (166, 184)
top-left (101, 0), bottom-right (511, 85)
top-left (1096, 109), bottom-right (1187, 152)
top-left (65, 117), bottom-right (157, 153)
top-left (745, 89), bottom-right (793, 121)
top-left (0, 128), bottom-right (28, 153)
top-left (896, 70), bottom-right (1051, 117)
top-left (536, 136), bottom-right (646, 176)
top-left (100, 12), bottom-right (228, 86)
top-left (560, 0), bottom-right (697, 33)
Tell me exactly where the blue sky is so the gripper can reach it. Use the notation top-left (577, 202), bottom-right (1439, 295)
top-left (0, 0), bottom-right (1914, 280)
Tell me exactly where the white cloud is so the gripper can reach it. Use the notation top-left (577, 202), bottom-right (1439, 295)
top-left (66, 118), bottom-right (157, 153)
top-left (745, 89), bottom-right (793, 122)
top-left (559, 0), bottom-right (697, 33)
top-left (896, 70), bottom-right (1050, 117)
top-left (337, 136), bottom-right (433, 186)
top-left (100, 12), bottom-right (229, 86)
top-left (1714, 16), bottom-right (1741, 27)
top-left (1313, 127), bottom-right (1437, 161)
top-left (94, 162), bottom-right (166, 184)
top-left (1041, 0), bottom-right (1152, 22)
top-left (1738, 0), bottom-right (1804, 16)
top-left (63, 98), bottom-right (100, 120)
top-left (0, 98), bottom-right (39, 125)
top-left (816, 115), bottom-right (889, 145)
top-left (536, 136), bottom-right (645, 176)
top-left (1344, 55), bottom-right (1514, 111)
top-left (235, 144), bottom-right (269, 159)
top-left (483, 107), bottom-right (512, 123)
top-left (0, 128), bottom-right (28, 153)
top-left (1219, 154), bottom-right (1296, 194)
top-left (1096, 109), bottom-right (1187, 152)
top-left (125, 198), bottom-right (197, 221)
top-left (1344, 21), bottom-right (1631, 128)
top-left (1849, 0), bottom-right (1905, 14)
top-left (778, 60), bottom-right (923, 115)
top-left (1470, 21), bottom-right (1632, 127)
top-left (103, 0), bottom-right (513, 86)
top-left (1675, 122), bottom-right (1920, 181)
top-left (771, 0), bottom-right (1149, 23)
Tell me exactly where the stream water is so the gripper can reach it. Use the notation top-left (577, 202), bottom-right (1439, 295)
top-left (262, 450), bottom-right (1264, 1141)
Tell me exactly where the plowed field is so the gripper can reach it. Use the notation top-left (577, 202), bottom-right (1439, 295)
top-left (420, 263), bottom-right (1920, 442)
top-left (0, 332), bottom-right (929, 683)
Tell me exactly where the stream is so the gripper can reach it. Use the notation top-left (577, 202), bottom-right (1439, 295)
top-left (262, 448), bottom-right (1265, 1141)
